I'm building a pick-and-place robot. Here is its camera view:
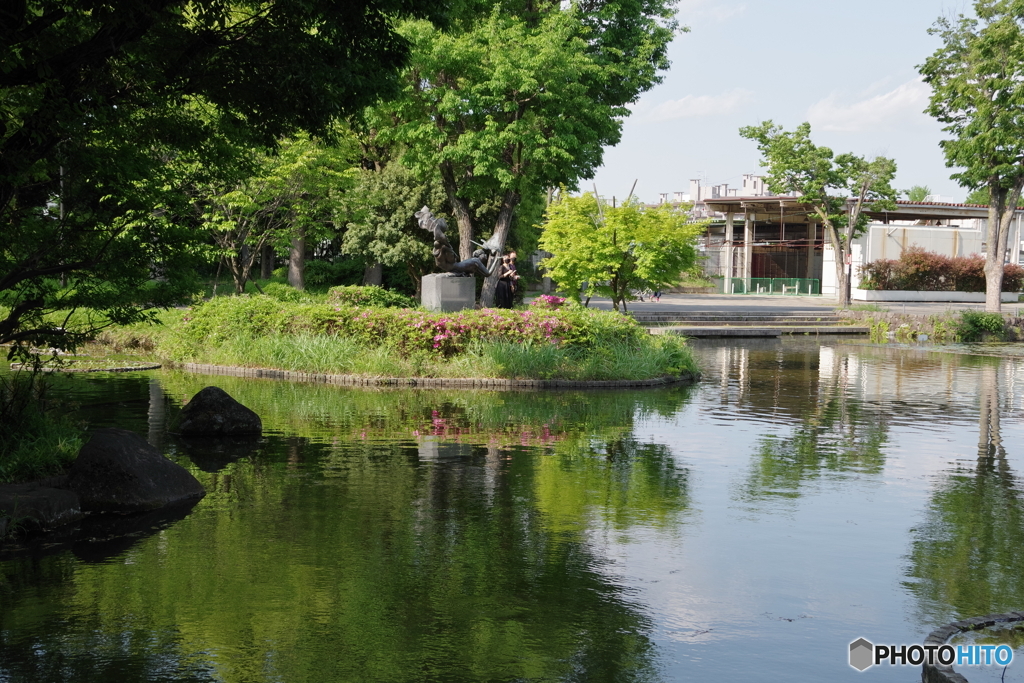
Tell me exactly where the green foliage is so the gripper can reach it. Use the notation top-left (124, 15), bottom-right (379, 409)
top-left (955, 310), bottom-right (1007, 341)
top-left (200, 134), bottom-right (359, 294)
top-left (372, 0), bottom-right (679, 303)
top-left (340, 161), bottom-right (444, 285)
top-left (0, 0), bottom-right (448, 360)
top-left (261, 283), bottom-right (316, 304)
top-left (964, 186), bottom-right (1024, 207)
top-left (539, 194), bottom-right (702, 311)
top-left (920, 2), bottom-right (1024, 308)
top-left (739, 121), bottom-right (897, 306)
top-left (0, 373), bottom-right (84, 483)
top-left (906, 185), bottom-right (931, 202)
top-left (302, 260), bottom-right (365, 289)
top-left (326, 286), bottom-right (418, 309)
top-left (152, 295), bottom-right (693, 379)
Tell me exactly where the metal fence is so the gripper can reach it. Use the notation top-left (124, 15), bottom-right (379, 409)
top-left (723, 278), bottom-right (820, 295)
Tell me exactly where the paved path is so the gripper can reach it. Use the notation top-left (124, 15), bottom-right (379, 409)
top-left (570, 293), bottom-right (1024, 317)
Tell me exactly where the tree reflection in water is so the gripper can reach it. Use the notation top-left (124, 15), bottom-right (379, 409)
top-left (906, 359), bottom-right (1024, 627)
top-left (0, 378), bottom-right (694, 683)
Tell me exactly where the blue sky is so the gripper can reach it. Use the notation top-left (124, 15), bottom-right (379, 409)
top-left (590, 0), bottom-right (974, 204)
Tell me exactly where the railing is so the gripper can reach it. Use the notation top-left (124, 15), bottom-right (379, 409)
top-left (724, 278), bottom-right (820, 295)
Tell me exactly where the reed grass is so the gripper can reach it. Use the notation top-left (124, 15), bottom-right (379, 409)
top-left (187, 332), bottom-right (698, 381)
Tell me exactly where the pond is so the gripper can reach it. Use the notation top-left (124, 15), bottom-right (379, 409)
top-left (2, 338), bottom-right (1024, 682)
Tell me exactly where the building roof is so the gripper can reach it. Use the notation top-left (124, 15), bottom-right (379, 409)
top-left (701, 196), bottom-right (1022, 222)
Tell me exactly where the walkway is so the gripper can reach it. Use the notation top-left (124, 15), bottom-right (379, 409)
top-left (576, 293), bottom-right (1024, 317)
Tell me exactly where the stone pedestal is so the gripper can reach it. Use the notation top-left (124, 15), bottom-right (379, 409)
top-left (421, 273), bottom-right (476, 311)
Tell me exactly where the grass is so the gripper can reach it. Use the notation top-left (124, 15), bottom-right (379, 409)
top-left (846, 304), bottom-right (888, 312)
top-left (0, 372), bottom-right (85, 484)
top-left (164, 332), bottom-right (699, 381)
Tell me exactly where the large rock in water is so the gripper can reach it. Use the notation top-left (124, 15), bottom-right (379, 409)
top-left (174, 386), bottom-right (262, 436)
top-left (65, 428), bottom-right (205, 512)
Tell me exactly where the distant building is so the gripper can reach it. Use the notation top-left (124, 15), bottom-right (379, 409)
top-left (698, 195), bottom-right (1024, 297)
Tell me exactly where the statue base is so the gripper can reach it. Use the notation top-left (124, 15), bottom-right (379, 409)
top-left (421, 273), bottom-right (476, 312)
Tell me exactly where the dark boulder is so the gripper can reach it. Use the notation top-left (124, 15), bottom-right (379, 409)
top-left (64, 428), bottom-right (205, 512)
top-left (0, 482), bottom-right (82, 538)
top-left (173, 386), bottom-right (262, 436)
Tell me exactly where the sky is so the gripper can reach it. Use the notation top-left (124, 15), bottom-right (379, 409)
top-left (590, 0), bottom-right (975, 204)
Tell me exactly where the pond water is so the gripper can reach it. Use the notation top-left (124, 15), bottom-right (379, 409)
top-left (2, 338), bottom-right (1024, 682)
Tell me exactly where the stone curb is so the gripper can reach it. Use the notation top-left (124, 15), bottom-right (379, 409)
top-left (171, 363), bottom-right (701, 390)
top-left (10, 363), bottom-right (162, 373)
top-left (921, 612), bottom-right (1024, 682)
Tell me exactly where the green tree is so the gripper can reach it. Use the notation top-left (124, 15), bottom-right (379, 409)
top-left (906, 185), bottom-right (932, 202)
top-left (539, 193), bottom-right (701, 312)
top-left (378, 0), bottom-right (679, 306)
top-left (739, 121), bottom-right (897, 307)
top-left (200, 135), bottom-right (357, 294)
top-left (920, 0), bottom-right (1024, 312)
top-left (0, 0), bottom-right (446, 358)
top-left (341, 162), bottom-right (447, 295)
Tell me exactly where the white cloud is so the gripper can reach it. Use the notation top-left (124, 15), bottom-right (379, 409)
top-left (807, 78), bottom-right (931, 133)
top-left (645, 89), bottom-right (754, 122)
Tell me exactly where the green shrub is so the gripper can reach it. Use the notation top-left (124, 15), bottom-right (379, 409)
top-left (326, 285), bottom-right (418, 309)
top-left (164, 295), bottom-right (650, 361)
top-left (262, 282), bottom-right (315, 303)
top-left (955, 310), bottom-right (1006, 341)
top-left (0, 373), bottom-right (84, 483)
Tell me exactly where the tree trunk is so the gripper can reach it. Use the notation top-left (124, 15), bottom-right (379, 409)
top-left (440, 161), bottom-right (476, 260)
top-left (479, 190), bottom-right (521, 308)
top-left (362, 262), bottom-right (383, 286)
top-left (823, 220), bottom-right (850, 307)
top-left (260, 244), bottom-right (274, 280)
top-left (288, 232), bottom-right (305, 290)
top-left (983, 180), bottom-right (1023, 312)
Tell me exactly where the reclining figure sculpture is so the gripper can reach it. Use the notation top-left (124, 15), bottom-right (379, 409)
top-left (416, 206), bottom-right (500, 278)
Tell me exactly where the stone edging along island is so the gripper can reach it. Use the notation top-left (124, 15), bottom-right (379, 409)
top-left (172, 362), bottom-right (700, 389)
top-left (922, 612), bottom-right (1024, 683)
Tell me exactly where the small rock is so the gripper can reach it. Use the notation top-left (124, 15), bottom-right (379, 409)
top-left (65, 428), bottom-right (205, 512)
top-left (174, 386), bottom-right (262, 436)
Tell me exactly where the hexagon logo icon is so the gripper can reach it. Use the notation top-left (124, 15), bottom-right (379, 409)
top-left (849, 638), bottom-right (874, 671)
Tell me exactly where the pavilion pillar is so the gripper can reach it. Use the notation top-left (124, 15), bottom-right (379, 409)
top-left (724, 210), bottom-right (735, 280)
top-left (743, 208), bottom-right (753, 291)
top-left (806, 222), bottom-right (816, 280)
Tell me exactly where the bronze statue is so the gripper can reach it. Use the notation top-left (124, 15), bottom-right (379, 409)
top-left (416, 206), bottom-right (500, 277)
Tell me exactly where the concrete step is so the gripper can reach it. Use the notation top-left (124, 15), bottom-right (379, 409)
top-left (632, 313), bottom-right (842, 323)
top-left (647, 319), bottom-right (846, 327)
top-left (651, 326), bottom-right (870, 338)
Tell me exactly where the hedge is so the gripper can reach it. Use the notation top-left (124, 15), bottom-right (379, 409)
top-left (859, 247), bottom-right (1024, 292)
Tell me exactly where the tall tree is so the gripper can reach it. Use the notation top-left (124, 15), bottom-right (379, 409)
top-left (739, 121), bottom-right (897, 307)
top-left (0, 0), bottom-right (446, 358)
top-left (200, 135), bottom-right (356, 294)
top-left (378, 0), bottom-right (679, 306)
top-left (920, 0), bottom-right (1024, 312)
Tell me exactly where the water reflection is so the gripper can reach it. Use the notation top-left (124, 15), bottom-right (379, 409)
top-left (906, 358), bottom-right (1024, 628)
top-left (0, 375), bottom-right (696, 683)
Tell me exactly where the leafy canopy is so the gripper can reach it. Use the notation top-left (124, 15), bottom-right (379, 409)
top-left (0, 0), bottom-right (446, 358)
top-left (539, 193), bottom-right (701, 311)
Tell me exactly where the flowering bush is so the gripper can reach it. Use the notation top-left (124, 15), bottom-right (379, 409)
top-left (166, 295), bottom-right (646, 359)
top-left (859, 247), bottom-right (1024, 292)
top-left (530, 294), bottom-right (567, 310)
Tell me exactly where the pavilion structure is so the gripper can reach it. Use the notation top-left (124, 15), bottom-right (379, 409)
top-left (699, 196), bottom-right (1024, 296)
